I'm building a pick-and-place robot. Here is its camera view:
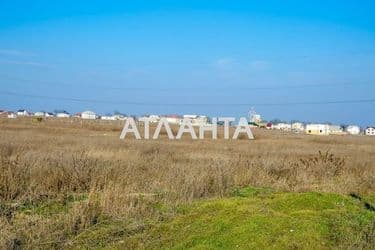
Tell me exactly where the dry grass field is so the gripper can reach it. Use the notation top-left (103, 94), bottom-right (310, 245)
top-left (0, 117), bottom-right (374, 249)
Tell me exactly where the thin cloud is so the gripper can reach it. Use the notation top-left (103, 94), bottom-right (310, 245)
top-left (213, 58), bottom-right (238, 70)
top-left (249, 60), bottom-right (270, 71)
top-left (0, 60), bottom-right (52, 68)
top-left (0, 49), bottom-right (36, 57)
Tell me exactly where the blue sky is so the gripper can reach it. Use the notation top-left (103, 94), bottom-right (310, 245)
top-left (0, 1), bottom-right (374, 125)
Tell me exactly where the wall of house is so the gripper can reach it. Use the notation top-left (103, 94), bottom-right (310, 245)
top-left (306, 124), bottom-right (329, 135)
top-left (366, 128), bottom-right (375, 135)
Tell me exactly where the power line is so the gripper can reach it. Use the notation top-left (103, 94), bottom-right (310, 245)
top-left (0, 90), bottom-right (374, 107)
top-left (0, 73), bottom-right (373, 92)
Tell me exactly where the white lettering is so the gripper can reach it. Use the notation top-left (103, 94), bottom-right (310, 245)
top-left (119, 117), bottom-right (141, 139)
top-left (139, 117), bottom-right (152, 139)
top-left (233, 117), bottom-right (254, 139)
top-left (218, 117), bottom-right (235, 139)
top-left (176, 118), bottom-right (197, 139)
top-left (153, 118), bottom-right (175, 139)
top-left (199, 118), bottom-right (217, 139)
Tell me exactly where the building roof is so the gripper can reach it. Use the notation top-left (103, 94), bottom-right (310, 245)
top-left (164, 114), bottom-right (182, 118)
top-left (82, 110), bottom-right (96, 115)
top-left (183, 114), bottom-right (198, 118)
top-left (55, 110), bottom-right (69, 114)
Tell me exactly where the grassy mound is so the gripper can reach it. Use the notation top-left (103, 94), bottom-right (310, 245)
top-left (73, 188), bottom-right (374, 249)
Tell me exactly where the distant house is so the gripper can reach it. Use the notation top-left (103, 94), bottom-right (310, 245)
top-left (250, 113), bottom-right (262, 124)
top-left (138, 114), bottom-right (160, 123)
top-left (7, 112), bottom-right (17, 119)
top-left (346, 125), bottom-right (361, 135)
top-left (183, 114), bottom-right (209, 126)
top-left (365, 127), bottom-right (375, 136)
top-left (0, 110), bottom-right (7, 117)
top-left (34, 111), bottom-right (45, 117)
top-left (305, 124), bottom-right (330, 135)
top-left (273, 123), bottom-right (292, 131)
top-left (101, 115), bottom-right (117, 121)
top-left (17, 109), bottom-right (29, 116)
top-left (148, 115), bottom-right (160, 123)
top-left (328, 125), bottom-right (346, 135)
top-left (291, 122), bottom-right (304, 133)
top-left (113, 114), bottom-right (127, 120)
top-left (45, 112), bottom-right (54, 117)
top-left (164, 115), bottom-right (182, 125)
top-left (81, 111), bottom-right (97, 120)
top-left (56, 111), bottom-right (70, 118)
top-left (266, 122), bottom-right (273, 130)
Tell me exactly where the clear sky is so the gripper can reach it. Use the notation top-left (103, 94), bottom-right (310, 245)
top-left (0, 1), bottom-right (374, 126)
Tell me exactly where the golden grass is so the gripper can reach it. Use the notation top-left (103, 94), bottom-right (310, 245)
top-left (0, 117), bottom-right (374, 248)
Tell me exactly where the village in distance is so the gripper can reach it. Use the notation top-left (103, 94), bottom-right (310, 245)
top-left (2, 108), bottom-right (375, 136)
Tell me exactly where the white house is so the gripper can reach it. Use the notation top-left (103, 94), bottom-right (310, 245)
top-left (45, 112), bottom-right (54, 117)
top-left (195, 115), bottom-right (209, 126)
top-left (273, 123), bottom-right (292, 131)
top-left (101, 115), bottom-right (117, 121)
top-left (81, 111), bottom-right (97, 120)
top-left (305, 124), bottom-right (330, 135)
top-left (138, 114), bottom-right (160, 123)
top-left (56, 111), bottom-right (70, 118)
top-left (365, 127), bottom-right (375, 136)
top-left (346, 125), bottom-right (361, 135)
top-left (291, 122), bottom-right (304, 132)
top-left (148, 115), bottom-right (160, 123)
top-left (7, 112), bottom-right (17, 119)
top-left (113, 114), bottom-right (127, 120)
top-left (17, 109), bottom-right (29, 116)
top-left (34, 111), bottom-right (45, 117)
top-left (183, 114), bottom-right (209, 126)
top-left (328, 125), bottom-right (346, 135)
top-left (164, 115), bottom-right (182, 125)
top-left (250, 112), bottom-right (262, 124)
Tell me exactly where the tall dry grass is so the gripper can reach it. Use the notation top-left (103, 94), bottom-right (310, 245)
top-left (0, 117), bottom-right (374, 248)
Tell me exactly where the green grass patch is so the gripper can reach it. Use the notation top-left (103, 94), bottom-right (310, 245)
top-left (114, 188), bottom-right (374, 249)
top-left (16, 188), bottom-right (371, 249)
top-left (18, 193), bottom-right (88, 216)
